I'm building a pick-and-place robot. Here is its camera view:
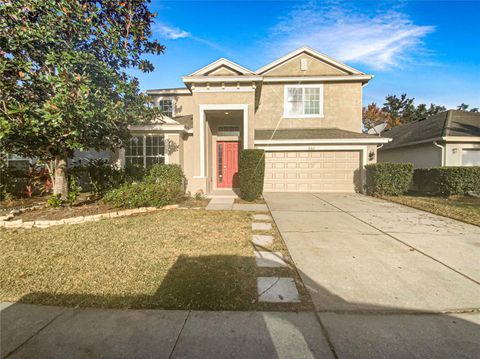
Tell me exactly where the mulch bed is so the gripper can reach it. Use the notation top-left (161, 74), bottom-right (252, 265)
top-left (16, 201), bottom-right (116, 221)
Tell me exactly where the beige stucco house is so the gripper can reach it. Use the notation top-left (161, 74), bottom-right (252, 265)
top-left (117, 47), bottom-right (390, 195)
top-left (378, 110), bottom-right (480, 168)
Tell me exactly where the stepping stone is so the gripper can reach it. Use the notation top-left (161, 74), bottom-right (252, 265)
top-left (253, 214), bottom-right (272, 221)
top-left (257, 277), bottom-right (300, 303)
top-left (252, 234), bottom-right (274, 247)
top-left (232, 204), bottom-right (269, 211)
top-left (252, 222), bottom-right (272, 231)
top-left (255, 251), bottom-right (287, 267)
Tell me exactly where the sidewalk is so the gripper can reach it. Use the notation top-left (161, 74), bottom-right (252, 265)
top-left (1, 302), bottom-right (332, 359)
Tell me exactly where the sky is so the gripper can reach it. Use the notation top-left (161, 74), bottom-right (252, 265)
top-left (131, 0), bottom-right (480, 109)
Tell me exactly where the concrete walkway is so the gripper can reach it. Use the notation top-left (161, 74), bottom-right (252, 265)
top-left (0, 302), bottom-right (333, 359)
top-left (206, 197), bottom-right (268, 211)
top-left (264, 192), bottom-right (480, 358)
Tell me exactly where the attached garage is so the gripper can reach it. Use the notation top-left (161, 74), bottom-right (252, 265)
top-left (254, 128), bottom-right (391, 193)
top-left (263, 150), bottom-right (361, 192)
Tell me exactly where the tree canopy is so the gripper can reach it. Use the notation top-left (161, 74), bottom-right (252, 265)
top-left (0, 0), bottom-right (164, 196)
top-left (363, 93), bottom-right (478, 131)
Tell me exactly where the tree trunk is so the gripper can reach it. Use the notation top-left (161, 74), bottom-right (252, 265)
top-left (53, 156), bottom-right (68, 199)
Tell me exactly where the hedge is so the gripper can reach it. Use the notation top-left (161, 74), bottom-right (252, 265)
top-left (414, 166), bottom-right (480, 196)
top-left (103, 164), bottom-right (185, 208)
top-left (239, 149), bottom-right (265, 201)
top-left (365, 162), bottom-right (414, 196)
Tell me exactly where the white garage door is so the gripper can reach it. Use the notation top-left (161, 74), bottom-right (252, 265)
top-left (462, 149), bottom-right (480, 166)
top-left (264, 151), bottom-right (361, 192)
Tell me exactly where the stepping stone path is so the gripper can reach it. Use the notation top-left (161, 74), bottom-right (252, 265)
top-left (252, 222), bottom-right (272, 231)
top-left (255, 251), bottom-right (287, 268)
top-left (252, 234), bottom-right (274, 247)
top-left (253, 214), bottom-right (272, 221)
top-left (251, 212), bottom-right (300, 304)
top-left (257, 277), bottom-right (300, 303)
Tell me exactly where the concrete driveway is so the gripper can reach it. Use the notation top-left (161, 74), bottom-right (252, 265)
top-left (264, 192), bottom-right (480, 358)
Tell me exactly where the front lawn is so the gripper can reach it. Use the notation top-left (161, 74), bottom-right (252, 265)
top-left (384, 195), bottom-right (480, 226)
top-left (0, 210), bottom-right (310, 311)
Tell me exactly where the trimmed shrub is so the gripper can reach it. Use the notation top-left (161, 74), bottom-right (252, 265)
top-left (145, 163), bottom-right (184, 188)
top-left (103, 182), bottom-right (184, 208)
top-left (365, 162), bottom-right (414, 196)
top-left (124, 163), bottom-right (146, 183)
top-left (103, 164), bottom-right (185, 208)
top-left (239, 149), bottom-right (265, 201)
top-left (414, 167), bottom-right (480, 196)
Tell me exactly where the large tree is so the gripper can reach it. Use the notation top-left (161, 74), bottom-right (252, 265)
top-left (0, 0), bottom-right (163, 198)
top-left (363, 94), bottom-right (451, 131)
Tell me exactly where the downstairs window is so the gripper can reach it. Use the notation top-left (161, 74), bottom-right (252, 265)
top-left (125, 135), bottom-right (165, 169)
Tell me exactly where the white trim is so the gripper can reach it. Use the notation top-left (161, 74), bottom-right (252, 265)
top-left (183, 76), bottom-right (262, 83)
top-left (442, 136), bottom-right (480, 142)
top-left (380, 136), bottom-right (480, 151)
top-left (156, 96), bottom-right (176, 118)
top-left (283, 84), bottom-right (324, 119)
top-left (256, 46), bottom-right (363, 75)
top-left (189, 58), bottom-right (255, 76)
top-left (256, 144), bottom-right (367, 152)
top-left (255, 137), bottom-right (391, 145)
top-left (192, 88), bottom-right (255, 93)
top-left (129, 124), bottom-right (185, 132)
top-left (164, 134), bottom-right (170, 165)
top-left (146, 88), bottom-right (190, 95)
top-left (198, 104), bottom-right (249, 178)
top-left (263, 75), bottom-right (372, 83)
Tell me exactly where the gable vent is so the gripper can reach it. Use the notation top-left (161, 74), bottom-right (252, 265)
top-left (300, 58), bottom-right (308, 71)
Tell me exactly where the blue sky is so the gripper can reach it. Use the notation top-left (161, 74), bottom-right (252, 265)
top-left (131, 0), bottom-right (480, 109)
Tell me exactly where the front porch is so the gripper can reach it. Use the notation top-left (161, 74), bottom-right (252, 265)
top-left (195, 106), bottom-right (251, 195)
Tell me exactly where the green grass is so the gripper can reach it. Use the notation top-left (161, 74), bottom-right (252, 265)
top-left (0, 210), bottom-right (311, 311)
top-left (384, 195), bottom-right (480, 226)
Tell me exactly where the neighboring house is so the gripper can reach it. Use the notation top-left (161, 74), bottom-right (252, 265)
top-left (378, 110), bottom-right (480, 168)
top-left (117, 46), bottom-right (389, 194)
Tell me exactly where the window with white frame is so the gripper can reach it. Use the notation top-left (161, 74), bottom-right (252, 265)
top-left (125, 135), bottom-right (165, 169)
top-left (284, 85), bottom-right (323, 118)
top-left (158, 98), bottom-right (173, 118)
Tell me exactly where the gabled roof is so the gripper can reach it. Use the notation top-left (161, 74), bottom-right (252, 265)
top-left (188, 58), bottom-right (255, 76)
top-left (256, 46), bottom-right (364, 75)
top-left (382, 110), bottom-right (480, 150)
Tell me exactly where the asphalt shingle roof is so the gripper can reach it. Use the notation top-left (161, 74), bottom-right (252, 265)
top-left (173, 115), bottom-right (193, 129)
top-left (382, 110), bottom-right (480, 150)
top-left (255, 128), bottom-right (383, 140)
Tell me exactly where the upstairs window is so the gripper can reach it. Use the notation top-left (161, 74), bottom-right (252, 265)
top-left (125, 135), bottom-right (165, 169)
top-left (284, 85), bottom-right (323, 118)
top-left (158, 99), bottom-right (173, 118)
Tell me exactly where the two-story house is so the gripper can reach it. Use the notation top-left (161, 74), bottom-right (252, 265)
top-left (117, 46), bottom-right (390, 195)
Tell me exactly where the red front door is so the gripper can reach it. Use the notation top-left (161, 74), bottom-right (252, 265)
top-left (217, 141), bottom-right (239, 188)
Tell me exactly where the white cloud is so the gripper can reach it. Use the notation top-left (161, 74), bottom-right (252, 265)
top-left (155, 23), bottom-right (190, 40)
top-left (267, 2), bottom-right (434, 70)
top-left (154, 22), bottom-right (231, 55)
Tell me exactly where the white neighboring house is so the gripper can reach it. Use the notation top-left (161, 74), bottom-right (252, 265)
top-left (378, 110), bottom-right (480, 168)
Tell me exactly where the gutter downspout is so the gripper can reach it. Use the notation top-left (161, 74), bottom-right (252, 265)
top-left (433, 141), bottom-right (445, 166)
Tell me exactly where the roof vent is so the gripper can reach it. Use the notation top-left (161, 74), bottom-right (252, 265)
top-left (300, 58), bottom-right (308, 71)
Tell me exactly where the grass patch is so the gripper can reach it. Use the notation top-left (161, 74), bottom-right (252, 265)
top-left (0, 209), bottom-right (311, 311)
top-left (384, 195), bottom-right (480, 226)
